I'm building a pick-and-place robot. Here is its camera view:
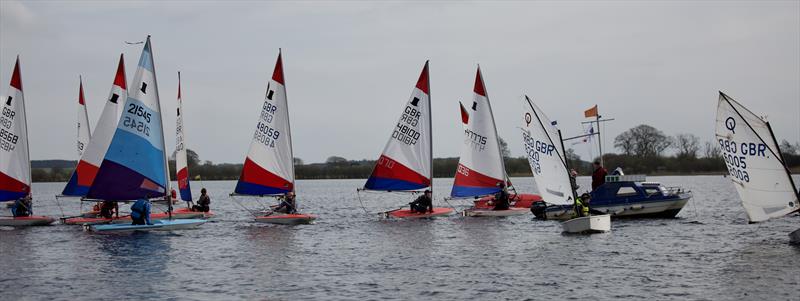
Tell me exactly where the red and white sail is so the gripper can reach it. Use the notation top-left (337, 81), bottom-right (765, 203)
top-left (715, 92), bottom-right (800, 222)
top-left (235, 51), bottom-right (295, 195)
top-left (76, 76), bottom-right (92, 157)
top-left (175, 72), bottom-right (192, 202)
top-left (61, 55), bottom-right (127, 196)
top-left (0, 57), bottom-right (31, 202)
top-left (364, 61), bottom-right (432, 191)
top-left (451, 67), bottom-right (507, 198)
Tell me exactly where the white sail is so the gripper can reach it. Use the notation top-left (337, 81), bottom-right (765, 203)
top-left (0, 57), bottom-right (31, 202)
top-left (451, 67), bottom-right (507, 198)
top-left (61, 55), bottom-right (127, 196)
top-left (521, 96), bottom-right (573, 206)
top-left (716, 92), bottom-right (799, 222)
top-left (364, 61), bottom-right (431, 191)
top-left (175, 72), bottom-right (192, 202)
top-left (235, 50), bottom-right (295, 195)
top-left (76, 77), bottom-right (91, 157)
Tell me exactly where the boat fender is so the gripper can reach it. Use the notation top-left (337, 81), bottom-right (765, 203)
top-left (629, 205), bottom-right (644, 210)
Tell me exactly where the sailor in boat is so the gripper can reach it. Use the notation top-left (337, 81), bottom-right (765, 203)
top-left (569, 168), bottom-right (580, 192)
top-left (11, 194), bottom-right (32, 217)
top-left (591, 160), bottom-right (608, 191)
top-left (191, 188), bottom-right (211, 212)
top-left (99, 201), bottom-right (117, 219)
top-left (130, 199), bottom-right (152, 225)
top-left (273, 192), bottom-right (297, 214)
top-left (491, 183), bottom-right (510, 211)
top-left (574, 193), bottom-right (591, 218)
top-left (409, 190), bottom-right (433, 213)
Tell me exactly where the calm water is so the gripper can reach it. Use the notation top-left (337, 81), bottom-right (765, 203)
top-left (1, 176), bottom-right (798, 301)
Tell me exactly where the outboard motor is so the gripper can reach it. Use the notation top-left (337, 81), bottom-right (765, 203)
top-left (530, 200), bottom-right (547, 219)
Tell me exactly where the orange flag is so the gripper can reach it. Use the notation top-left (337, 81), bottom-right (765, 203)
top-left (584, 105), bottom-right (598, 118)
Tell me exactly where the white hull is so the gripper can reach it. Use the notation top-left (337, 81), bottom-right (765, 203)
top-left (545, 198), bottom-right (689, 221)
top-left (790, 228), bottom-right (800, 245)
top-left (464, 207), bottom-right (529, 217)
top-left (85, 219), bottom-right (206, 232)
top-left (0, 216), bottom-right (56, 227)
top-left (561, 214), bottom-right (611, 234)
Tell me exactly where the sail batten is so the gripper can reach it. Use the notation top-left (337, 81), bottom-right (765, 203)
top-left (235, 51), bottom-right (295, 196)
top-left (451, 67), bottom-right (506, 198)
top-left (715, 92), bottom-right (800, 222)
top-left (87, 37), bottom-right (168, 200)
top-left (364, 61), bottom-right (432, 192)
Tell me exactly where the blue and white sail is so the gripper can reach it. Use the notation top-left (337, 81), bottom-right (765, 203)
top-left (87, 37), bottom-right (168, 200)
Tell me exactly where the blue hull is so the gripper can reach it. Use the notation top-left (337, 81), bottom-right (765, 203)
top-left (87, 218), bottom-right (206, 232)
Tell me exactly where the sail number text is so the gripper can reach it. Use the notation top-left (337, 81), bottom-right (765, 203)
top-left (718, 138), bottom-right (768, 183)
top-left (392, 106), bottom-right (422, 146)
top-left (0, 107), bottom-right (18, 152)
top-left (123, 104), bottom-right (152, 137)
top-left (254, 101), bottom-right (280, 148)
top-left (523, 132), bottom-right (556, 175)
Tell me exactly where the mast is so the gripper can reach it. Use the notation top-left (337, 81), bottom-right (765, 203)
top-left (280, 49), bottom-right (296, 194)
top-left (147, 35), bottom-right (172, 218)
top-left (19, 57), bottom-right (32, 199)
top-left (478, 65), bottom-right (510, 187)
top-left (766, 121), bottom-right (800, 202)
top-left (596, 114), bottom-right (603, 167)
top-left (427, 60), bottom-right (433, 194)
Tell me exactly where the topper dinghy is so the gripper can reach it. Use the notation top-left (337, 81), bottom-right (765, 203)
top-left (452, 67), bottom-right (528, 217)
top-left (0, 57), bottom-right (55, 226)
top-left (716, 92), bottom-right (799, 241)
top-left (173, 72), bottom-right (213, 217)
top-left (82, 36), bottom-right (205, 232)
top-left (358, 61), bottom-right (454, 219)
top-left (521, 95), bottom-right (610, 233)
top-left (232, 50), bottom-right (315, 225)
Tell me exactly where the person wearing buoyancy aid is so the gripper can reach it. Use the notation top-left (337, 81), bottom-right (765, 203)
top-left (492, 183), bottom-right (510, 211)
top-left (409, 190), bottom-right (433, 213)
top-left (99, 201), bottom-right (117, 219)
top-left (273, 191), bottom-right (297, 214)
top-left (130, 199), bottom-right (152, 225)
top-left (11, 194), bottom-right (32, 217)
top-left (574, 193), bottom-right (591, 217)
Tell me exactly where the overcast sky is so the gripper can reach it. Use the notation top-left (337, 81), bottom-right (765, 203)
top-left (1, 0), bottom-right (798, 164)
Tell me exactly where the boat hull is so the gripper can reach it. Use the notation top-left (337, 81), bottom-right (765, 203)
top-left (85, 219), bottom-right (206, 232)
top-left (476, 193), bottom-right (542, 209)
top-left (790, 228), bottom-right (800, 245)
top-left (64, 210), bottom-right (213, 225)
top-left (255, 213), bottom-right (316, 225)
top-left (0, 216), bottom-right (56, 226)
top-left (561, 214), bottom-right (611, 234)
top-left (464, 207), bottom-right (529, 217)
top-left (388, 207), bottom-right (453, 219)
top-left (541, 196), bottom-right (690, 221)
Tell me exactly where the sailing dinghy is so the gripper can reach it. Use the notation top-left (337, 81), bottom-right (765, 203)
top-left (83, 36), bottom-right (205, 232)
top-left (452, 67), bottom-right (528, 217)
top-left (171, 72), bottom-right (212, 218)
top-left (715, 92), bottom-right (799, 242)
top-left (232, 50), bottom-right (315, 225)
top-left (0, 57), bottom-right (55, 226)
top-left (359, 61), bottom-right (454, 219)
top-left (521, 95), bottom-right (610, 233)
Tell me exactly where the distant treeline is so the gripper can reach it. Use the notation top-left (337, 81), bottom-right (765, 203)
top-left (29, 124), bottom-right (800, 182)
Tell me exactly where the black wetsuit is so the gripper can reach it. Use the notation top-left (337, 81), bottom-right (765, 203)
top-left (410, 195), bottom-right (433, 213)
top-left (493, 190), bottom-right (510, 210)
top-left (193, 194), bottom-right (211, 212)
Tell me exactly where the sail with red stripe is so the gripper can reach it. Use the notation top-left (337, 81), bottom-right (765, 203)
top-left (234, 50), bottom-right (295, 196)
top-left (87, 37), bottom-right (169, 200)
top-left (62, 55), bottom-right (126, 196)
top-left (364, 61), bottom-right (432, 191)
top-left (175, 72), bottom-right (192, 202)
top-left (76, 77), bottom-right (91, 157)
top-left (451, 67), bottom-right (507, 198)
top-left (0, 57), bottom-right (31, 202)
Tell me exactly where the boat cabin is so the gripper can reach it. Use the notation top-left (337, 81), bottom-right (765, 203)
top-left (590, 175), bottom-right (679, 206)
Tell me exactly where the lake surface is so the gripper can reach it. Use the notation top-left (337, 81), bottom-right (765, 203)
top-left (1, 176), bottom-right (799, 300)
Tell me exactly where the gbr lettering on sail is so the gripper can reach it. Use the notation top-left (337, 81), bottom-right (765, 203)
top-left (718, 138), bottom-right (768, 183)
top-left (0, 106), bottom-right (18, 152)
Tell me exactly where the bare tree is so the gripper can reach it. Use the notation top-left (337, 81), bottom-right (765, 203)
top-left (615, 124), bottom-right (672, 157)
top-left (498, 137), bottom-right (511, 158)
top-left (673, 133), bottom-right (700, 159)
top-left (614, 131), bottom-right (636, 155)
top-left (704, 141), bottom-right (721, 159)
